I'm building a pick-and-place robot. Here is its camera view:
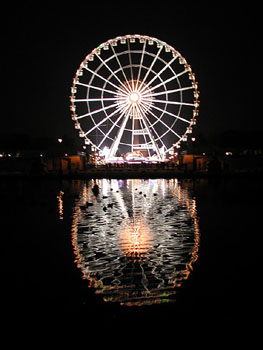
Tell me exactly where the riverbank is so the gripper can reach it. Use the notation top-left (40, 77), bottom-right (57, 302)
top-left (1, 152), bottom-right (263, 180)
top-left (0, 166), bottom-right (262, 180)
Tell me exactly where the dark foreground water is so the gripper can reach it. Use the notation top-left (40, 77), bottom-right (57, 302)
top-left (4, 177), bottom-right (260, 323)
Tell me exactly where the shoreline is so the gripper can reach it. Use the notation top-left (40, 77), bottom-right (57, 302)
top-left (0, 168), bottom-right (262, 180)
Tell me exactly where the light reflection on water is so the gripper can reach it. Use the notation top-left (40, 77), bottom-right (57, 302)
top-left (71, 178), bottom-right (200, 306)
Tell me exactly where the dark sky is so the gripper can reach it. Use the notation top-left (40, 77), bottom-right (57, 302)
top-left (4, 2), bottom-right (255, 140)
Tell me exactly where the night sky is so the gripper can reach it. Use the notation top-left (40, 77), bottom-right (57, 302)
top-left (5, 2), bottom-right (255, 141)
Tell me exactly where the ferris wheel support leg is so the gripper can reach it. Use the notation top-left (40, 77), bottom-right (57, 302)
top-left (142, 116), bottom-right (163, 161)
top-left (107, 111), bottom-right (130, 161)
top-left (138, 103), bottom-right (163, 161)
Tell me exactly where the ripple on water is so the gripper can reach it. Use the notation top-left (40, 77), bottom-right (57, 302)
top-left (72, 179), bottom-right (200, 306)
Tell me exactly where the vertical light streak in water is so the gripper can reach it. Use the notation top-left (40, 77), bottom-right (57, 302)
top-left (71, 179), bottom-right (200, 306)
top-left (57, 190), bottom-right (64, 220)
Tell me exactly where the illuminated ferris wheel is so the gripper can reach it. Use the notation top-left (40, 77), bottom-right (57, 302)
top-left (70, 34), bottom-right (199, 162)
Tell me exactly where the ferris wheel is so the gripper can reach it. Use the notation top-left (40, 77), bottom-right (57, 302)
top-left (70, 34), bottom-right (199, 162)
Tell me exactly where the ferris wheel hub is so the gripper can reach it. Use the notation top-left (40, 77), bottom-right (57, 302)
top-left (129, 92), bottom-right (140, 104)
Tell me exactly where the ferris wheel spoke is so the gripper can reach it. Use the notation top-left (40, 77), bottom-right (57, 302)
top-left (76, 102), bottom-right (118, 120)
top-left (139, 56), bottom-right (178, 94)
top-left (152, 125), bottom-right (171, 144)
top-left (136, 104), bottom-right (163, 158)
top-left (98, 105), bottom-right (130, 148)
top-left (85, 104), bottom-right (125, 136)
top-left (76, 82), bottom-right (118, 96)
top-left (146, 107), bottom-right (182, 140)
top-left (74, 97), bottom-right (120, 103)
top-left (143, 86), bottom-right (194, 98)
top-left (141, 69), bottom-right (188, 96)
top-left (95, 53), bottom-right (130, 94)
top-left (146, 98), bottom-right (195, 107)
top-left (139, 103), bottom-right (172, 151)
top-left (147, 122), bottom-right (167, 150)
top-left (150, 104), bottom-right (190, 124)
top-left (140, 100), bottom-right (153, 114)
top-left (107, 105), bottom-right (133, 159)
top-left (140, 98), bottom-right (156, 115)
top-left (127, 40), bottom-right (135, 89)
top-left (135, 106), bottom-right (150, 156)
top-left (135, 41), bottom-right (147, 90)
top-left (109, 44), bottom-right (131, 90)
top-left (84, 66), bottom-right (122, 94)
top-left (137, 45), bottom-right (163, 93)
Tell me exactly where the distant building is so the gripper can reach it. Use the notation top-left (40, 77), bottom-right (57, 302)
top-left (0, 154), bottom-right (87, 175)
top-left (44, 155), bottom-right (87, 174)
top-left (181, 154), bottom-right (208, 171)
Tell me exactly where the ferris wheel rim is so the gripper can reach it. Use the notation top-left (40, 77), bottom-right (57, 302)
top-left (70, 34), bottom-right (200, 159)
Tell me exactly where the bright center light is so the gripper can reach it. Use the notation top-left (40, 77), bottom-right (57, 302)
top-left (129, 92), bottom-right (140, 104)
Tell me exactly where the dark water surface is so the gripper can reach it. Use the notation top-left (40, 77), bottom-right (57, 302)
top-left (4, 177), bottom-right (260, 322)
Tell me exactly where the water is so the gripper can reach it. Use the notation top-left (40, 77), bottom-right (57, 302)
top-left (5, 177), bottom-right (260, 321)
top-left (72, 179), bottom-right (199, 306)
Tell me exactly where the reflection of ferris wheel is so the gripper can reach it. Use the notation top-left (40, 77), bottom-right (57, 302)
top-left (70, 34), bottom-right (199, 162)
